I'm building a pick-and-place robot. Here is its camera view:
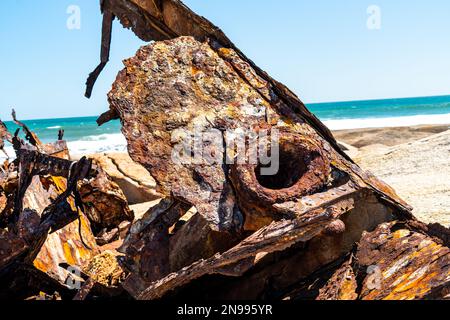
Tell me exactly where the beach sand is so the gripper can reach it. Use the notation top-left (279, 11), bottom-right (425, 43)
top-left (333, 124), bottom-right (450, 148)
top-left (334, 124), bottom-right (450, 226)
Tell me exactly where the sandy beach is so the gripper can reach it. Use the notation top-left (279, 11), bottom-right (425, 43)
top-left (334, 124), bottom-right (450, 226)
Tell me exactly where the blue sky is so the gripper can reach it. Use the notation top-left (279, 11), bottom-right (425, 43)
top-left (1, 0), bottom-right (449, 120)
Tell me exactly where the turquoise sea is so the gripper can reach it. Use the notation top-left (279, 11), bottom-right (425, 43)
top-left (309, 95), bottom-right (450, 130)
top-left (1, 95), bottom-right (450, 158)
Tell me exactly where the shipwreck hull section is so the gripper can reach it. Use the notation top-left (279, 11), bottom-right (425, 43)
top-left (104, 35), bottom-right (419, 300)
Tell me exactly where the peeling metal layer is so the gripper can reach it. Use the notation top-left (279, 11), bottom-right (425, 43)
top-left (316, 256), bottom-right (358, 301)
top-left (138, 215), bottom-right (334, 300)
top-left (357, 222), bottom-right (450, 300)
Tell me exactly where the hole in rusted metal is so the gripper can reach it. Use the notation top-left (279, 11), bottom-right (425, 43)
top-left (255, 143), bottom-right (319, 190)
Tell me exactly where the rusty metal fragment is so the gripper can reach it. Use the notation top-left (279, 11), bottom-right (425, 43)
top-left (79, 161), bottom-right (133, 234)
top-left (1, 0), bottom-right (449, 301)
top-left (356, 221), bottom-right (450, 300)
top-left (85, 0), bottom-right (115, 98)
top-left (316, 256), bottom-right (358, 301)
top-left (0, 118), bottom-right (131, 298)
top-left (12, 109), bottom-right (42, 147)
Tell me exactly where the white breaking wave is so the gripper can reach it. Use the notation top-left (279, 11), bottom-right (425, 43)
top-left (0, 133), bottom-right (128, 162)
top-left (67, 133), bottom-right (127, 155)
top-left (324, 113), bottom-right (450, 130)
top-left (46, 126), bottom-right (62, 129)
top-left (0, 145), bottom-right (15, 163)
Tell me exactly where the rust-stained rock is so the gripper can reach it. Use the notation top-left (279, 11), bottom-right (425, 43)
top-left (108, 37), bottom-right (251, 232)
top-left (88, 152), bottom-right (161, 204)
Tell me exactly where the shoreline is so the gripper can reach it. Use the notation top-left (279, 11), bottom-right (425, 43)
top-left (333, 123), bottom-right (450, 147)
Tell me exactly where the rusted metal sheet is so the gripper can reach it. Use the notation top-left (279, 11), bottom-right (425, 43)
top-left (356, 222), bottom-right (450, 300)
top-left (0, 119), bottom-right (99, 295)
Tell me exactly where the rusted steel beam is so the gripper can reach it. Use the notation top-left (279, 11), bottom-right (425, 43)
top-left (85, 0), bottom-right (115, 98)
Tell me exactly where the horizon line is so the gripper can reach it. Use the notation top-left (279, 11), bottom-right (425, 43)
top-left (307, 93), bottom-right (450, 106)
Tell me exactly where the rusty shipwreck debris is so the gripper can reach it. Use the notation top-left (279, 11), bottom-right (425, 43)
top-left (0, 111), bottom-right (133, 299)
top-left (1, 0), bottom-right (450, 301)
top-left (83, 0), bottom-right (450, 300)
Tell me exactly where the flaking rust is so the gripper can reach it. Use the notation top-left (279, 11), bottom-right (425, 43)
top-left (1, 0), bottom-right (449, 301)
top-left (84, 0), bottom-right (450, 300)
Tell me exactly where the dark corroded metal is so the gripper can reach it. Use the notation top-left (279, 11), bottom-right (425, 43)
top-left (85, 1), bottom-right (445, 300)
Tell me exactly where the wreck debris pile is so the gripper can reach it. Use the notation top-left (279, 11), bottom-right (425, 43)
top-left (0, 112), bottom-right (133, 299)
top-left (0, 0), bottom-right (449, 300)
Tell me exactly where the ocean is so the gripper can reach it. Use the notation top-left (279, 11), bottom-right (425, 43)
top-left (1, 95), bottom-right (449, 159)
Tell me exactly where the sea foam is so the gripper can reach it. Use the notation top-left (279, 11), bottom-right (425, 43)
top-left (0, 133), bottom-right (127, 162)
top-left (67, 133), bottom-right (127, 155)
